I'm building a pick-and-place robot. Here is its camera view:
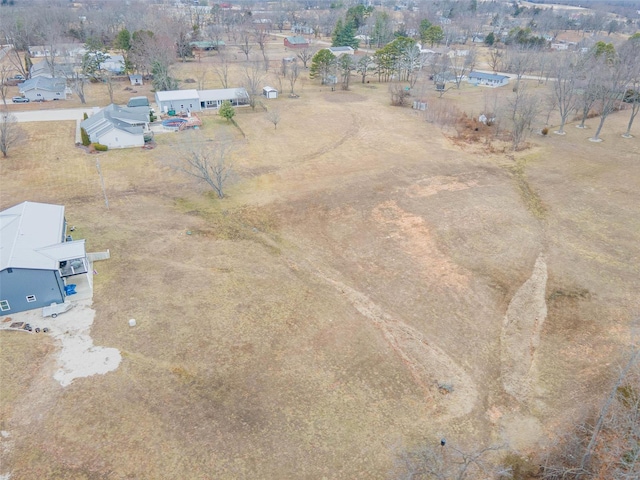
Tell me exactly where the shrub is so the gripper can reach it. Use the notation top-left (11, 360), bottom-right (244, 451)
top-left (93, 143), bottom-right (108, 151)
top-left (541, 127), bottom-right (549, 136)
top-left (83, 112), bottom-right (88, 120)
top-left (80, 127), bottom-right (91, 146)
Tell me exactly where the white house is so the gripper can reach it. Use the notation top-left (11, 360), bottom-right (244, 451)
top-left (19, 77), bottom-right (67, 101)
top-left (550, 43), bottom-right (569, 51)
top-left (467, 71), bottom-right (510, 87)
top-left (81, 104), bottom-right (151, 149)
top-left (129, 74), bottom-right (143, 86)
top-left (155, 88), bottom-right (250, 113)
top-left (155, 89), bottom-right (200, 113)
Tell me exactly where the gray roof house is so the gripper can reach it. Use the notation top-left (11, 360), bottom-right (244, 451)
top-left (0, 202), bottom-right (87, 315)
top-left (19, 77), bottom-right (67, 101)
top-left (326, 46), bottom-right (355, 56)
top-left (99, 54), bottom-right (125, 73)
top-left (467, 71), bottom-right (510, 87)
top-left (129, 74), bottom-right (143, 86)
top-left (30, 60), bottom-right (76, 79)
top-left (81, 104), bottom-right (151, 149)
top-left (155, 88), bottom-right (249, 113)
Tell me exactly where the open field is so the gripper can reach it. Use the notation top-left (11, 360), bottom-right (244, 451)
top-left (1, 40), bottom-right (640, 478)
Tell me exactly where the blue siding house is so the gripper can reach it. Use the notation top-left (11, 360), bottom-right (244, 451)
top-left (0, 202), bottom-right (87, 315)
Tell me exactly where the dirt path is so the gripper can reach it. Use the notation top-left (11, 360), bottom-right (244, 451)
top-left (500, 253), bottom-right (548, 403)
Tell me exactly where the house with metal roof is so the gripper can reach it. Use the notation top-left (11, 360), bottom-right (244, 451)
top-left (284, 36), bottom-right (310, 49)
top-left (197, 88), bottom-right (249, 109)
top-left (81, 104), bottom-right (151, 149)
top-left (0, 202), bottom-right (88, 315)
top-left (19, 77), bottom-right (67, 101)
top-left (467, 71), bottom-right (510, 87)
top-left (155, 88), bottom-right (249, 113)
top-left (326, 46), bottom-right (355, 56)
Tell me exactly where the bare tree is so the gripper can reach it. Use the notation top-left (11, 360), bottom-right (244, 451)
top-left (265, 109), bottom-right (281, 130)
top-left (508, 83), bottom-right (540, 150)
top-left (392, 440), bottom-right (506, 480)
top-left (0, 111), bottom-right (25, 158)
top-left (505, 47), bottom-right (536, 90)
top-left (176, 133), bottom-right (236, 199)
top-left (488, 48), bottom-right (502, 73)
top-left (253, 26), bottom-right (269, 65)
top-left (356, 55), bottom-right (375, 84)
top-left (590, 60), bottom-right (627, 142)
top-left (542, 349), bottom-right (640, 480)
top-left (619, 38), bottom-right (640, 138)
top-left (238, 30), bottom-right (253, 62)
top-left (285, 59), bottom-right (300, 94)
top-left (450, 49), bottom-right (476, 90)
top-left (576, 69), bottom-right (600, 130)
top-left (105, 71), bottom-right (115, 104)
top-left (296, 47), bottom-right (315, 69)
top-left (338, 55), bottom-right (353, 91)
top-left (242, 61), bottom-right (265, 110)
top-left (213, 53), bottom-right (231, 89)
top-left (389, 83), bottom-right (410, 106)
top-left (550, 54), bottom-right (580, 134)
top-left (0, 66), bottom-right (11, 107)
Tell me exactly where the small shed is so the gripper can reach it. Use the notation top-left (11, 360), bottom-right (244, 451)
top-left (129, 74), bottom-right (143, 86)
top-left (263, 86), bottom-right (278, 99)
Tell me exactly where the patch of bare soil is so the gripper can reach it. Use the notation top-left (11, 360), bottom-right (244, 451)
top-left (501, 254), bottom-right (548, 404)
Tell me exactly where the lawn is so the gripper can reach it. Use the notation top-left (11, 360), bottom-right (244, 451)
top-left (1, 44), bottom-right (639, 478)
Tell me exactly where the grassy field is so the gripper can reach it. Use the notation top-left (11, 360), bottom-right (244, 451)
top-left (1, 40), bottom-right (639, 478)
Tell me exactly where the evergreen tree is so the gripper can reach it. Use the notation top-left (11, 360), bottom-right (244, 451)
top-left (310, 49), bottom-right (337, 84)
top-left (219, 101), bottom-right (235, 122)
top-left (332, 19), bottom-right (359, 49)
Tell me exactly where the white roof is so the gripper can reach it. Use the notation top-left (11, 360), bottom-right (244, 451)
top-left (155, 89), bottom-right (199, 102)
top-left (0, 201), bottom-right (85, 271)
top-left (198, 88), bottom-right (249, 102)
top-left (263, 86), bottom-right (277, 92)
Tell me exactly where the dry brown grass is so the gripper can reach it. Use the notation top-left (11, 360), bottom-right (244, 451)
top-left (1, 46), bottom-right (639, 478)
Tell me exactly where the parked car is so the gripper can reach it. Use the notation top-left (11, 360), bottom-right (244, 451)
top-left (12, 96), bottom-right (29, 103)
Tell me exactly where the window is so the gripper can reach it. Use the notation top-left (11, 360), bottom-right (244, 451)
top-left (26, 295), bottom-right (37, 302)
top-left (0, 300), bottom-right (9, 311)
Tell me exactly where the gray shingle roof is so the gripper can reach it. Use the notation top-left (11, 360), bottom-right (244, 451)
top-left (19, 76), bottom-right (66, 92)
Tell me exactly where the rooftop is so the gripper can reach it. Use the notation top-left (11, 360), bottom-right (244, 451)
top-left (0, 202), bottom-right (85, 271)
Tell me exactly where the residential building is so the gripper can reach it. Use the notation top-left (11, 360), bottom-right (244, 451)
top-left (0, 202), bottom-right (87, 315)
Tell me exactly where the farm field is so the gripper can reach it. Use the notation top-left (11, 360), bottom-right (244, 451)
top-left (1, 41), bottom-right (640, 479)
